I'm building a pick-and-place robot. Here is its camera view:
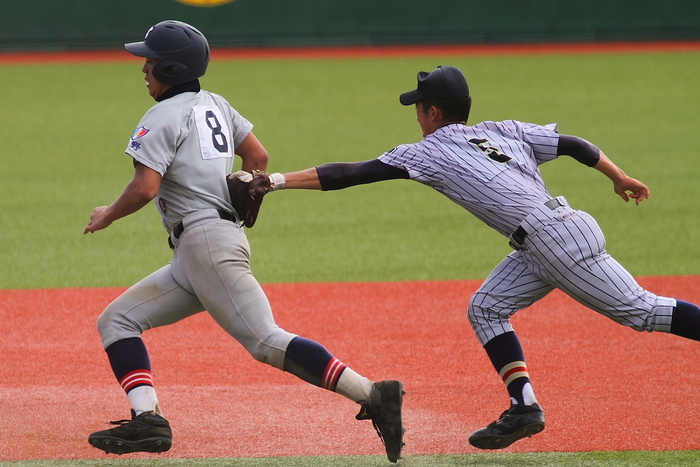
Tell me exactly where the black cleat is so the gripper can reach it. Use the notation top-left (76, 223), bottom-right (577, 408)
top-left (356, 380), bottom-right (405, 463)
top-left (469, 403), bottom-right (544, 450)
top-left (88, 410), bottom-right (172, 455)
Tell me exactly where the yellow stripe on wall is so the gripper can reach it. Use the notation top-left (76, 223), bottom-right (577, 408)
top-left (175, 0), bottom-right (235, 6)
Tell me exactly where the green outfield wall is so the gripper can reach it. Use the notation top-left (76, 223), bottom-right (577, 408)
top-left (0, 0), bottom-right (699, 51)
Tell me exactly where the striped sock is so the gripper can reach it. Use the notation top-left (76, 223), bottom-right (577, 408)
top-left (119, 369), bottom-right (154, 393)
top-left (322, 357), bottom-right (346, 391)
top-left (484, 332), bottom-right (537, 405)
top-left (284, 337), bottom-right (347, 391)
top-left (499, 360), bottom-right (535, 405)
top-left (105, 337), bottom-right (159, 413)
top-left (499, 361), bottom-right (528, 387)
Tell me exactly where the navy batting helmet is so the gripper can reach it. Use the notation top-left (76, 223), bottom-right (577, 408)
top-left (125, 20), bottom-right (210, 85)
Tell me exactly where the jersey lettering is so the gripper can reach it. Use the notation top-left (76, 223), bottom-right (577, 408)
top-left (194, 105), bottom-right (232, 160)
top-left (468, 138), bottom-right (512, 163)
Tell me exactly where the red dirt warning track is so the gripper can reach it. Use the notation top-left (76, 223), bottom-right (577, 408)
top-left (2, 41), bottom-right (700, 64)
top-left (1, 277), bottom-right (700, 461)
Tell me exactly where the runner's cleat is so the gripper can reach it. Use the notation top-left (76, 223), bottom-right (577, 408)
top-left (88, 410), bottom-right (172, 455)
top-left (356, 380), bottom-right (405, 463)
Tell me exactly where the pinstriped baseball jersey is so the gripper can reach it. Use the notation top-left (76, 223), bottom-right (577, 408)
top-left (378, 120), bottom-right (559, 237)
top-left (378, 119), bottom-right (675, 345)
top-left (126, 90), bottom-right (253, 233)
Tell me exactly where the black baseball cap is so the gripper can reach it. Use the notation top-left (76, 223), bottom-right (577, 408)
top-left (399, 66), bottom-right (470, 106)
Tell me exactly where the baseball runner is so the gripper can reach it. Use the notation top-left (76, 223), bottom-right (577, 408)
top-left (83, 20), bottom-right (404, 463)
top-left (239, 65), bottom-right (700, 449)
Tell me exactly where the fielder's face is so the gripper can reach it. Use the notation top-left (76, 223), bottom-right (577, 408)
top-left (141, 58), bottom-right (171, 100)
top-left (415, 101), bottom-right (440, 138)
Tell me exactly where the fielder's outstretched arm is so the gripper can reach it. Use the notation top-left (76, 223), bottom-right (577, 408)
top-left (282, 167), bottom-right (323, 190)
top-left (557, 134), bottom-right (649, 205)
top-left (593, 152), bottom-right (650, 205)
top-left (282, 159), bottom-right (409, 191)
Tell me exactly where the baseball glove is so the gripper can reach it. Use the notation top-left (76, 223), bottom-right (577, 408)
top-left (226, 170), bottom-right (272, 228)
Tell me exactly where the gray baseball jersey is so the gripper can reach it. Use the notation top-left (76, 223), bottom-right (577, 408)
top-left (125, 90), bottom-right (253, 232)
top-left (98, 89), bottom-right (296, 369)
top-left (379, 121), bottom-right (675, 345)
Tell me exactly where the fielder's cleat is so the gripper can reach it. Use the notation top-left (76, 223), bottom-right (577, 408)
top-left (356, 380), bottom-right (405, 463)
top-left (88, 410), bottom-right (172, 455)
top-left (468, 403), bottom-right (545, 450)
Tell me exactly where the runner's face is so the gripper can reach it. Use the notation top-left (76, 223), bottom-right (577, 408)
top-left (142, 58), bottom-right (171, 100)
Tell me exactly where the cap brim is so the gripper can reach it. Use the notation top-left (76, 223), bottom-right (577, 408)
top-left (124, 41), bottom-right (158, 58)
top-left (399, 89), bottom-right (421, 106)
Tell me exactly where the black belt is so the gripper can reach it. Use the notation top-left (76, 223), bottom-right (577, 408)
top-left (169, 210), bottom-right (238, 248)
top-left (509, 198), bottom-right (565, 250)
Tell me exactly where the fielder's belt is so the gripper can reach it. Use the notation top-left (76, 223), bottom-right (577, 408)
top-left (509, 198), bottom-right (566, 250)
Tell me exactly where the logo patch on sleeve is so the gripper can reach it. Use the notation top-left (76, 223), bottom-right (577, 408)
top-left (131, 127), bottom-right (149, 140)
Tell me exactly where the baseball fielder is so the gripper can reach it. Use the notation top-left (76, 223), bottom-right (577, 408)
top-left (83, 20), bottom-right (404, 462)
top-left (250, 65), bottom-right (700, 449)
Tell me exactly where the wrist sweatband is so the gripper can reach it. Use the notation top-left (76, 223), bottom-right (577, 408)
top-left (269, 172), bottom-right (286, 191)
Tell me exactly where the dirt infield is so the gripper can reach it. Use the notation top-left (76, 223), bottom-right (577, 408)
top-left (1, 276), bottom-right (700, 461)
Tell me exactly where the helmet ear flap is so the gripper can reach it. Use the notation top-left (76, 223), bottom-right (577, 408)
top-left (153, 58), bottom-right (191, 85)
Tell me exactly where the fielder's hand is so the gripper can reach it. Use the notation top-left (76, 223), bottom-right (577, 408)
top-left (614, 175), bottom-right (650, 206)
top-left (226, 170), bottom-right (285, 228)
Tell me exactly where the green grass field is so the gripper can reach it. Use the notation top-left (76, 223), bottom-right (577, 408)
top-left (1, 50), bottom-right (699, 289)
top-left (1, 49), bottom-right (699, 466)
top-left (3, 451), bottom-right (700, 466)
